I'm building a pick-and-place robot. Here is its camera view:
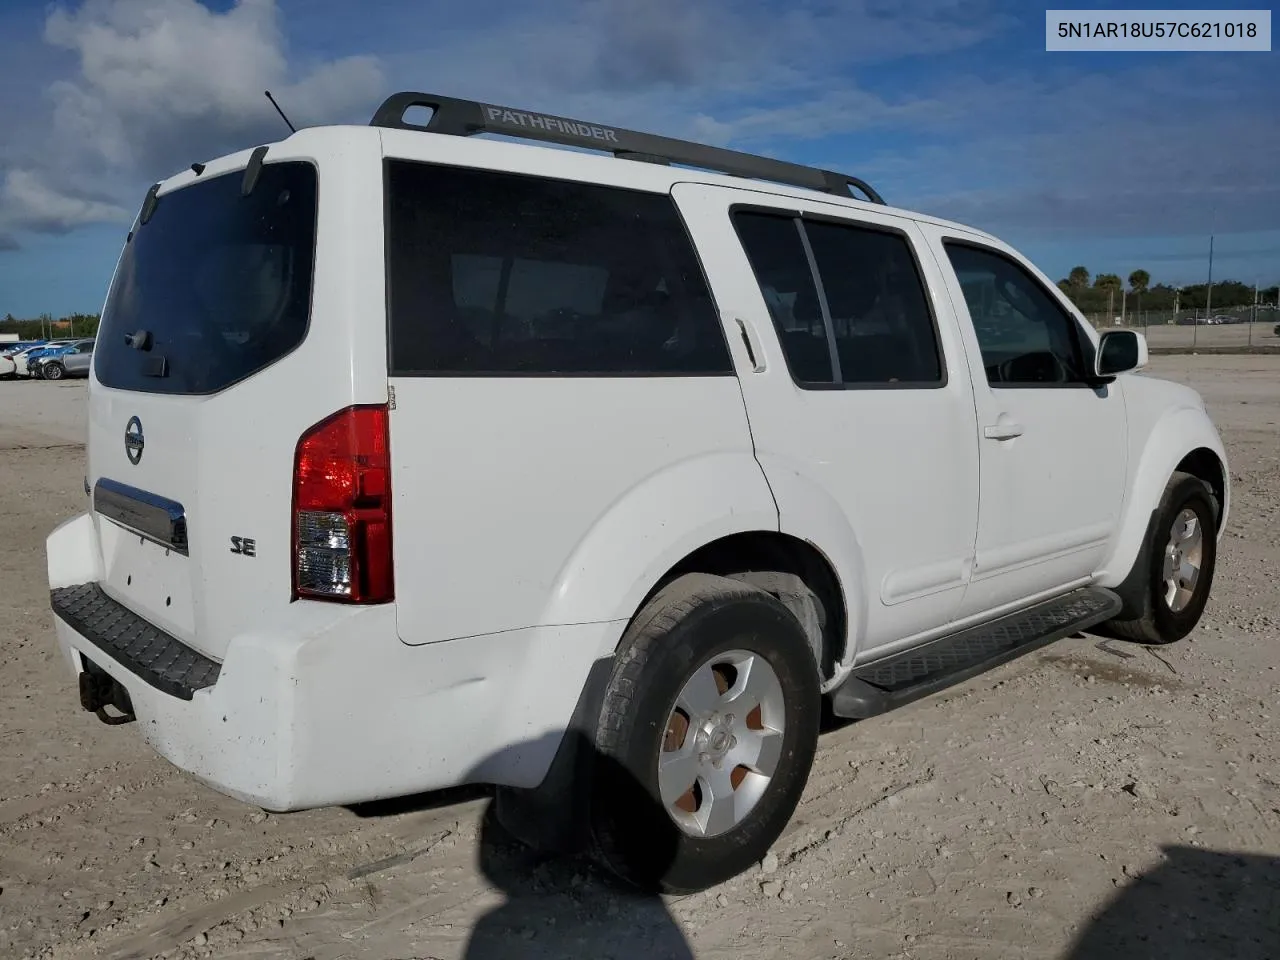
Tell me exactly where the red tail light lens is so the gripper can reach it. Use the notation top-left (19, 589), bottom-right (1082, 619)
top-left (291, 405), bottom-right (393, 603)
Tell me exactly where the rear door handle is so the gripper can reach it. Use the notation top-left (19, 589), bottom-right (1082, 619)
top-left (983, 419), bottom-right (1024, 441)
top-left (734, 318), bottom-right (766, 373)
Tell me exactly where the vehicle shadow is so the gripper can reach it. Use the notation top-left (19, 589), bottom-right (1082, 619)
top-left (350, 729), bottom-right (695, 960)
top-left (1062, 845), bottom-right (1280, 959)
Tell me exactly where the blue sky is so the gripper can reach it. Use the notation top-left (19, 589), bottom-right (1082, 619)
top-left (1, 0), bottom-right (1277, 318)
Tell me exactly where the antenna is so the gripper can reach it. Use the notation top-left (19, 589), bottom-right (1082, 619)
top-left (264, 90), bottom-right (297, 134)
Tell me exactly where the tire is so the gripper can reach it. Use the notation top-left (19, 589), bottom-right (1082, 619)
top-left (587, 573), bottom-right (821, 894)
top-left (1104, 471), bottom-right (1218, 644)
top-left (42, 362), bottom-right (64, 381)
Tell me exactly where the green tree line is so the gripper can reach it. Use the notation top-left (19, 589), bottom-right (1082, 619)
top-left (1, 312), bottom-right (100, 340)
top-left (1056, 267), bottom-right (1278, 315)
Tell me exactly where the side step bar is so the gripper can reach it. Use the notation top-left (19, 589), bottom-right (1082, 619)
top-left (831, 586), bottom-right (1122, 719)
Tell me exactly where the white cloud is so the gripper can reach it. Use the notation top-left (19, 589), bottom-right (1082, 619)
top-left (377, 0), bottom-right (1010, 142)
top-left (0, 0), bottom-right (384, 237)
top-left (1, 170), bottom-right (131, 233)
top-left (688, 89), bottom-right (949, 146)
top-left (43, 0), bottom-right (382, 166)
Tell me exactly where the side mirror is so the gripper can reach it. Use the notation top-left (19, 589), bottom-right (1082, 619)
top-left (1095, 329), bottom-right (1147, 378)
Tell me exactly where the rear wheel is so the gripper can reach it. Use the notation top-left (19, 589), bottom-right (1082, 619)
top-left (42, 362), bottom-right (64, 381)
top-left (587, 573), bottom-right (821, 894)
top-left (1105, 471), bottom-right (1218, 644)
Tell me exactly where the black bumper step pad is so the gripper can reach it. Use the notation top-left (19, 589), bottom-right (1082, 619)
top-left (51, 583), bottom-right (220, 701)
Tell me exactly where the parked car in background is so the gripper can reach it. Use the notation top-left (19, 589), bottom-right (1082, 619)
top-left (9, 340), bottom-right (70, 377)
top-left (2, 339), bottom-right (49, 378)
top-left (33, 339), bottom-right (95, 380)
top-left (25, 344), bottom-right (72, 377)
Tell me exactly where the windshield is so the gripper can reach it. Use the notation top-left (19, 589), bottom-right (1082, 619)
top-left (95, 161), bottom-right (317, 395)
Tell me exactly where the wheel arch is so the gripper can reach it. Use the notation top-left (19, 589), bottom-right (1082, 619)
top-left (1175, 446), bottom-right (1227, 530)
top-left (536, 450), bottom-right (780, 636)
top-left (1096, 405), bottom-right (1229, 589)
top-left (631, 531), bottom-right (849, 686)
top-left (606, 455), bottom-right (872, 694)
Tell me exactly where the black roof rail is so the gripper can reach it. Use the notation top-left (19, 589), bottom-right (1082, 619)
top-left (369, 91), bottom-right (885, 205)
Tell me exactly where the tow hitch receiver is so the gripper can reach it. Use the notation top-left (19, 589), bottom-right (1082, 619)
top-left (78, 660), bottom-right (136, 725)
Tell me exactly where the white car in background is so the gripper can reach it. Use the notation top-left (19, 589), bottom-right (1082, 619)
top-left (0, 354), bottom-right (14, 378)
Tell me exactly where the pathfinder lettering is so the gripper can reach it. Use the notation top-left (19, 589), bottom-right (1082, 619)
top-left (484, 106), bottom-right (620, 143)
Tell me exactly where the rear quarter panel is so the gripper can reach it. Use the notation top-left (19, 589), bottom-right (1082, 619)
top-left (388, 377), bottom-right (776, 644)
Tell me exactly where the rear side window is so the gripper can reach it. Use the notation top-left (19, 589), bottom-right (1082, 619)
top-left (385, 160), bottom-right (732, 376)
top-left (802, 221), bottom-right (942, 384)
top-left (733, 210), bottom-right (943, 388)
top-left (96, 162), bottom-right (317, 395)
top-left (732, 212), bottom-right (834, 384)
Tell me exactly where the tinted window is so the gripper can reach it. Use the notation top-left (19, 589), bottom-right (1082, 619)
top-left (944, 243), bottom-right (1087, 386)
top-left (803, 220), bottom-right (941, 384)
top-left (385, 161), bottom-right (731, 375)
top-left (734, 211), bottom-right (943, 386)
top-left (732, 212), bottom-right (835, 384)
top-left (96, 162), bottom-right (317, 395)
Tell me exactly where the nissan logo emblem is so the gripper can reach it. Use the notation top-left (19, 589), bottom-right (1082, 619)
top-left (124, 416), bottom-right (144, 465)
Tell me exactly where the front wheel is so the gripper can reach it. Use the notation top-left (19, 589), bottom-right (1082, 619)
top-left (587, 573), bottom-right (821, 894)
top-left (1105, 471), bottom-right (1218, 644)
top-left (42, 362), bottom-right (65, 381)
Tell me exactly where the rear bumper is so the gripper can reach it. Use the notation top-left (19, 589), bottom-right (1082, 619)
top-left (46, 512), bottom-right (615, 811)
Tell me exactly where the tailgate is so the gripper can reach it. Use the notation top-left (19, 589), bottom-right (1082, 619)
top-left (85, 158), bottom-right (321, 661)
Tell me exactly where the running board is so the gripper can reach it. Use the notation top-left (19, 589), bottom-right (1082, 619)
top-left (831, 586), bottom-right (1122, 719)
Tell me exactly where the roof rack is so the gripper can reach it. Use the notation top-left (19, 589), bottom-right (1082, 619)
top-left (370, 91), bottom-right (885, 205)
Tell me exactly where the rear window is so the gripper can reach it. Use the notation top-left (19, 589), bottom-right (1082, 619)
top-left (95, 161), bottom-right (317, 395)
top-left (384, 160), bottom-right (732, 376)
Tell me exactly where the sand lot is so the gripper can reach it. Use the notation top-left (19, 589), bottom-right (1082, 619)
top-left (1, 357), bottom-right (1277, 960)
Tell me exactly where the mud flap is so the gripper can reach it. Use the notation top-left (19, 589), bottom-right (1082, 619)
top-left (491, 655), bottom-right (615, 856)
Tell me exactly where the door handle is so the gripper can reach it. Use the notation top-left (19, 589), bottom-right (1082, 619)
top-left (983, 419), bottom-right (1024, 441)
top-left (734, 318), bottom-right (766, 373)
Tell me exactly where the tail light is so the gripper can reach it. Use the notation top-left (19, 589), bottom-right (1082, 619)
top-left (291, 405), bottom-right (394, 603)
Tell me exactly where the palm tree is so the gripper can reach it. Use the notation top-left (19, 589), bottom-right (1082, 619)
top-left (1128, 269), bottom-right (1150, 324)
top-left (1094, 275), bottom-right (1122, 320)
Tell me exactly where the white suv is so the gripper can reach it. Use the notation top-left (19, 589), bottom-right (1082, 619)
top-left (46, 92), bottom-right (1229, 894)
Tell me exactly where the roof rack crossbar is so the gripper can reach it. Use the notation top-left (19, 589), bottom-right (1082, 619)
top-left (369, 91), bottom-right (885, 205)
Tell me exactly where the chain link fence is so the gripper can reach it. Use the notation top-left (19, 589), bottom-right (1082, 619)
top-left (1081, 305), bottom-right (1280, 349)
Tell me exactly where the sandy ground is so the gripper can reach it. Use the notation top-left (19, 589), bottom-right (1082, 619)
top-left (1, 357), bottom-right (1277, 960)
